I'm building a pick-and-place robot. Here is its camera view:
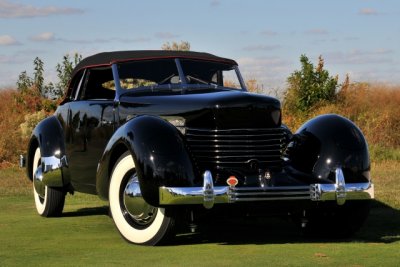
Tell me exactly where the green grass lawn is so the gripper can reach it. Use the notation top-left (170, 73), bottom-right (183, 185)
top-left (1, 162), bottom-right (399, 266)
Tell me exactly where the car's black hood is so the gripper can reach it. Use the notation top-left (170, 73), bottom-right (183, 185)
top-left (118, 90), bottom-right (282, 129)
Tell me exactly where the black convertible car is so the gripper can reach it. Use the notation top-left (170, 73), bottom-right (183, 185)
top-left (21, 50), bottom-right (374, 245)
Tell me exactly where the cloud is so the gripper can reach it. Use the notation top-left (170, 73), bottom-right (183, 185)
top-left (28, 33), bottom-right (151, 44)
top-left (0, 35), bottom-right (20, 45)
top-left (0, 0), bottom-right (84, 18)
top-left (0, 70), bottom-right (19, 88)
top-left (324, 49), bottom-right (394, 65)
top-left (344, 36), bottom-right (360, 41)
top-left (128, 37), bottom-right (152, 43)
top-left (359, 8), bottom-right (378, 15)
top-left (237, 56), bottom-right (291, 90)
top-left (155, 32), bottom-right (180, 39)
top-left (210, 0), bottom-right (220, 7)
top-left (305, 28), bottom-right (329, 35)
top-left (260, 30), bottom-right (278, 36)
top-left (242, 44), bottom-right (281, 51)
top-left (0, 51), bottom-right (33, 64)
top-left (30, 32), bottom-right (55, 42)
top-left (344, 67), bottom-right (400, 85)
top-left (0, 55), bottom-right (12, 63)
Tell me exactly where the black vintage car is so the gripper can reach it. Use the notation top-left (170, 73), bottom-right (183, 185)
top-left (21, 50), bottom-right (374, 245)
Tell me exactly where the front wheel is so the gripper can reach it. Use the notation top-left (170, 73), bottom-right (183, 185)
top-left (32, 147), bottom-right (65, 217)
top-left (109, 152), bottom-right (176, 245)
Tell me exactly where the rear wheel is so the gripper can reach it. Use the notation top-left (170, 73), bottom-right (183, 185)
top-left (109, 152), bottom-right (176, 245)
top-left (32, 147), bottom-right (65, 217)
top-left (296, 201), bottom-right (370, 238)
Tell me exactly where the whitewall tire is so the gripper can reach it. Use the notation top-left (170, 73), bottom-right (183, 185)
top-left (109, 152), bottom-right (176, 245)
top-left (32, 147), bottom-right (65, 217)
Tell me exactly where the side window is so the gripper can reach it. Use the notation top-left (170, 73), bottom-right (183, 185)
top-left (67, 69), bottom-right (85, 101)
top-left (78, 67), bottom-right (115, 100)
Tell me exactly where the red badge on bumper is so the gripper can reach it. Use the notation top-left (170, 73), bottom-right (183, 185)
top-left (227, 176), bottom-right (238, 187)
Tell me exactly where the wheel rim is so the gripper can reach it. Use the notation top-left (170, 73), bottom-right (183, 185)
top-left (120, 171), bottom-right (158, 228)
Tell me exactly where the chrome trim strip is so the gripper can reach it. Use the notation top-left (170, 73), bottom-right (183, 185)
top-left (232, 186), bottom-right (310, 191)
top-left (229, 196), bottom-right (311, 202)
top-left (230, 191), bottom-right (310, 196)
top-left (159, 170), bottom-right (374, 207)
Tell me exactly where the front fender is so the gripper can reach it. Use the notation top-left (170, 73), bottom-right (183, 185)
top-left (27, 115), bottom-right (69, 186)
top-left (287, 114), bottom-right (370, 184)
top-left (96, 115), bottom-right (198, 205)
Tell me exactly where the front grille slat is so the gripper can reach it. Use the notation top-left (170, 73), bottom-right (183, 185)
top-left (186, 133), bottom-right (285, 138)
top-left (195, 160), bottom-right (283, 165)
top-left (185, 127), bottom-right (285, 171)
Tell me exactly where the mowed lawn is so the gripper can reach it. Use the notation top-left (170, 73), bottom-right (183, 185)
top-left (1, 162), bottom-right (399, 267)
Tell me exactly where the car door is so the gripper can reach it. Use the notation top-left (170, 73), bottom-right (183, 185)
top-left (65, 67), bottom-right (115, 194)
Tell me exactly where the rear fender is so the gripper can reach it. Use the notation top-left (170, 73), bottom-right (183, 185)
top-left (287, 114), bottom-right (370, 184)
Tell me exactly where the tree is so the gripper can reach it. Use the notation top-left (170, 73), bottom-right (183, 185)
top-left (16, 53), bottom-right (82, 99)
top-left (33, 57), bottom-right (44, 96)
top-left (16, 71), bottom-right (33, 92)
top-left (55, 53), bottom-right (82, 98)
top-left (284, 54), bottom-right (338, 114)
top-left (161, 41), bottom-right (191, 51)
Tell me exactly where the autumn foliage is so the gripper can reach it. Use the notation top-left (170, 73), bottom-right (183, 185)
top-left (0, 88), bottom-right (56, 167)
top-left (283, 83), bottom-right (400, 160)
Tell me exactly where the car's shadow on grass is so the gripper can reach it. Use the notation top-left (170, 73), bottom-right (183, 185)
top-left (171, 200), bottom-right (400, 246)
top-left (62, 206), bottom-right (109, 217)
top-left (60, 200), bottom-right (399, 246)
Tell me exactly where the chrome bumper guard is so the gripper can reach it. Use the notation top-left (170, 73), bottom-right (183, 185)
top-left (33, 155), bottom-right (68, 198)
top-left (159, 169), bottom-right (374, 209)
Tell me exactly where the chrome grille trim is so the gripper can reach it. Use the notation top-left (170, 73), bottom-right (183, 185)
top-left (185, 127), bottom-right (285, 169)
top-left (229, 186), bottom-right (311, 201)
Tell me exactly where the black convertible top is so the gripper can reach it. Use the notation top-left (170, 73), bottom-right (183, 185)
top-left (72, 50), bottom-right (237, 77)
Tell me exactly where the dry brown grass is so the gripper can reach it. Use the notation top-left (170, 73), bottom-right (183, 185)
top-left (0, 90), bottom-right (27, 165)
top-left (372, 160), bottom-right (400, 209)
top-left (283, 83), bottom-right (400, 151)
top-left (0, 166), bottom-right (31, 196)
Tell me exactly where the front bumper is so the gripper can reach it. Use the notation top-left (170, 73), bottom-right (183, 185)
top-left (159, 169), bottom-right (374, 209)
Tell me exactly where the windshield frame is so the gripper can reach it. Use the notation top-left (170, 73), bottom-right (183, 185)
top-left (112, 58), bottom-right (247, 101)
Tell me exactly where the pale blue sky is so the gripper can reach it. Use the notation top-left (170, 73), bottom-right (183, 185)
top-left (1, 0), bottom-right (399, 92)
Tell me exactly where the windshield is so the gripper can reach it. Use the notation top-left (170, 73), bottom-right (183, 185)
top-left (115, 58), bottom-right (245, 93)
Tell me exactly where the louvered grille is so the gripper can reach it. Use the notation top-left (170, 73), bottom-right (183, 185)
top-left (185, 127), bottom-right (285, 171)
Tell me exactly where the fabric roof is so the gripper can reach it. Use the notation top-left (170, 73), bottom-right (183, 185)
top-left (72, 50), bottom-right (237, 77)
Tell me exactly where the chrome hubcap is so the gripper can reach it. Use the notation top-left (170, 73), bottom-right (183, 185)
top-left (33, 164), bottom-right (46, 198)
top-left (123, 174), bottom-right (157, 225)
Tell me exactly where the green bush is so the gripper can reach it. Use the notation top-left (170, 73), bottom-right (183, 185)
top-left (284, 55), bottom-right (338, 114)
